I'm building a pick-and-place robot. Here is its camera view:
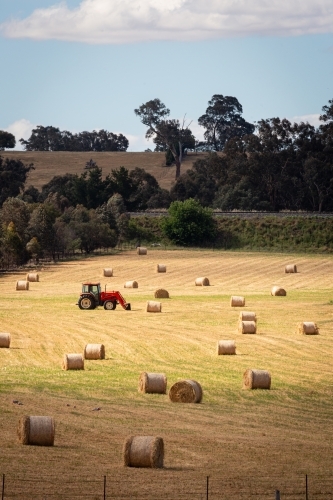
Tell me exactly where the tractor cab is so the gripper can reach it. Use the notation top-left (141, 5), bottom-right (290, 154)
top-left (82, 283), bottom-right (101, 304)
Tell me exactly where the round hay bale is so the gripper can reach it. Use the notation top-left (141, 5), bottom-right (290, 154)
top-left (271, 286), bottom-right (286, 296)
top-left (17, 416), bottom-right (55, 446)
top-left (239, 311), bottom-right (257, 322)
top-left (298, 322), bottom-right (319, 335)
top-left (169, 380), bottom-right (202, 403)
top-left (195, 277), bottom-right (210, 286)
top-left (138, 372), bottom-right (167, 394)
top-left (230, 295), bottom-right (245, 307)
top-left (137, 247), bottom-right (147, 255)
top-left (285, 264), bottom-right (297, 273)
top-left (238, 320), bottom-right (257, 334)
top-left (62, 353), bottom-right (84, 370)
top-left (156, 264), bottom-right (166, 273)
top-left (0, 332), bottom-right (11, 348)
top-left (146, 300), bottom-right (162, 313)
top-left (84, 343), bottom-right (105, 360)
top-left (124, 280), bottom-right (138, 288)
top-left (103, 268), bottom-right (113, 277)
top-left (123, 435), bottom-right (164, 468)
top-left (26, 272), bottom-right (39, 282)
top-left (243, 369), bottom-right (271, 390)
top-left (16, 280), bottom-right (29, 291)
top-left (217, 340), bottom-right (236, 355)
top-left (154, 289), bottom-right (169, 299)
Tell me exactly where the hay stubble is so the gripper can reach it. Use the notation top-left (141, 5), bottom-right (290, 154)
top-left (1, 250), bottom-right (333, 498)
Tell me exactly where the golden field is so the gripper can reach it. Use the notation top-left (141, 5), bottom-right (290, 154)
top-left (1, 249), bottom-right (333, 499)
top-left (2, 151), bottom-right (207, 191)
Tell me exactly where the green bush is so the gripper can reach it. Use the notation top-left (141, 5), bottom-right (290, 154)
top-left (161, 199), bottom-right (216, 246)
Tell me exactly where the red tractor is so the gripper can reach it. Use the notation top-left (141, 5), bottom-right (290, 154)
top-left (77, 283), bottom-right (131, 310)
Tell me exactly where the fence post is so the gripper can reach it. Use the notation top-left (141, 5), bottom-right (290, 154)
top-left (305, 474), bottom-right (308, 500)
top-left (104, 475), bottom-right (106, 500)
top-left (275, 490), bottom-right (280, 500)
top-left (2, 474), bottom-right (4, 500)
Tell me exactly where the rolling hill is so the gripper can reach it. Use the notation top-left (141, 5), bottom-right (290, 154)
top-left (2, 150), bottom-right (209, 191)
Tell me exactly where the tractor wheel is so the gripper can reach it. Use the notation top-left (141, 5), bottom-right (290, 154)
top-left (78, 295), bottom-right (96, 310)
top-left (104, 301), bottom-right (117, 310)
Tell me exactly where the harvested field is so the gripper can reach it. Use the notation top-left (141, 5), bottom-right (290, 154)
top-left (2, 151), bottom-right (208, 191)
top-left (1, 250), bottom-right (333, 498)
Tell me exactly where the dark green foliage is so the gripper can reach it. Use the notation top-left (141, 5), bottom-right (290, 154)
top-left (0, 197), bottom-right (31, 242)
top-left (162, 198), bottom-right (216, 246)
top-left (130, 213), bottom-right (333, 252)
top-left (40, 166), bottom-right (168, 212)
top-left (128, 167), bottom-right (171, 210)
top-left (171, 101), bottom-right (333, 213)
top-left (198, 95), bottom-right (255, 151)
top-left (22, 185), bottom-right (41, 203)
top-left (0, 130), bottom-right (16, 150)
top-left (0, 222), bottom-right (28, 268)
top-left (214, 216), bottom-right (333, 252)
top-left (0, 156), bottom-right (34, 207)
top-left (108, 167), bottom-right (135, 206)
top-left (146, 188), bottom-right (171, 209)
top-left (20, 126), bottom-right (129, 151)
top-left (170, 153), bottom-right (226, 206)
top-left (56, 205), bottom-right (117, 253)
top-left (28, 203), bottom-right (60, 259)
top-left (41, 173), bottom-right (79, 206)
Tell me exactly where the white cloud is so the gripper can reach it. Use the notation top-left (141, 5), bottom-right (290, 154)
top-left (188, 120), bottom-right (205, 142)
top-left (125, 133), bottom-right (152, 151)
top-left (289, 113), bottom-right (321, 127)
top-left (4, 119), bottom-right (35, 150)
top-left (1, 0), bottom-right (333, 44)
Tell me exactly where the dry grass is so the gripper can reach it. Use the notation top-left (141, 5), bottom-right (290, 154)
top-left (3, 151), bottom-right (209, 191)
top-left (1, 249), bottom-right (333, 498)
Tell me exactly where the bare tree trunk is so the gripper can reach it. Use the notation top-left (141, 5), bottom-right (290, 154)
top-left (174, 157), bottom-right (181, 179)
top-left (170, 143), bottom-right (182, 179)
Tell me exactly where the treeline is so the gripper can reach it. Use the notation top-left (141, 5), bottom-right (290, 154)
top-left (19, 126), bottom-right (129, 151)
top-left (172, 113), bottom-right (333, 213)
top-left (0, 163), bottom-right (171, 268)
top-left (0, 97), bottom-right (332, 267)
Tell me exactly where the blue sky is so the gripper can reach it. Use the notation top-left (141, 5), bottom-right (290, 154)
top-left (1, 0), bottom-right (333, 151)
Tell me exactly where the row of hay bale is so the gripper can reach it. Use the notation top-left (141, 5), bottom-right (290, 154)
top-left (15, 272), bottom-right (40, 291)
top-left (16, 367), bottom-right (271, 460)
top-left (139, 370), bottom-right (271, 395)
top-left (62, 343), bottom-right (105, 369)
top-left (138, 374), bottom-right (203, 402)
top-left (16, 261), bottom-right (297, 291)
top-left (103, 263), bottom-right (167, 277)
top-left (16, 368), bottom-right (269, 450)
top-left (217, 322), bottom-right (318, 356)
top-left (16, 414), bottom-right (163, 468)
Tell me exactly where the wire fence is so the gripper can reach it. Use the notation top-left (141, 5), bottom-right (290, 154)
top-left (2, 472), bottom-right (333, 499)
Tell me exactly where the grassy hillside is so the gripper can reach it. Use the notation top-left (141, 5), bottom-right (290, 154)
top-left (2, 151), bottom-right (207, 191)
top-left (1, 250), bottom-right (333, 498)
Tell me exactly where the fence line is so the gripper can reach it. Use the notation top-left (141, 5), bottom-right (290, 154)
top-left (1, 472), bottom-right (333, 499)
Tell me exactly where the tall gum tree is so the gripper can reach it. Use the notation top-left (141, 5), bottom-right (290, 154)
top-left (198, 95), bottom-right (254, 151)
top-left (134, 98), bottom-right (193, 179)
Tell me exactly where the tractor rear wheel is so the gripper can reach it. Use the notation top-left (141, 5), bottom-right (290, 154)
top-left (79, 295), bottom-right (96, 310)
top-left (104, 301), bottom-right (117, 310)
